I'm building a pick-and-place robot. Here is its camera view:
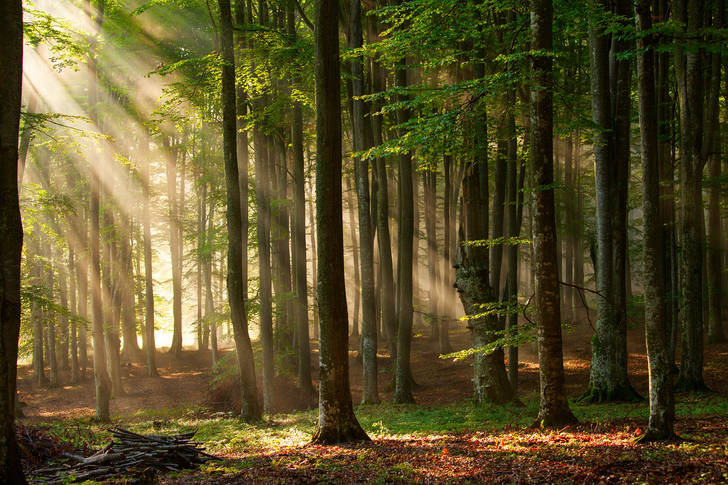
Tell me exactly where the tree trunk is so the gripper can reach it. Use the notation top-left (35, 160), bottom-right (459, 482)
top-left (531, 0), bottom-right (577, 427)
top-left (635, 1), bottom-right (676, 441)
top-left (583, 0), bottom-right (639, 402)
top-left (349, 0), bottom-right (378, 404)
top-left (439, 155), bottom-right (453, 354)
top-left (165, 137), bottom-right (183, 357)
top-left (219, 0), bottom-right (263, 421)
top-left (456, 107), bottom-right (514, 406)
top-left (345, 176), bottom-right (361, 338)
top-left (141, 142), bottom-right (158, 377)
top-left (87, 0), bottom-right (111, 422)
top-left (504, 106), bottom-right (519, 393)
top-left (674, 0), bottom-right (711, 391)
top-left (46, 250), bottom-right (58, 387)
top-left (0, 1), bottom-right (26, 479)
top-left (705, 0), bottom-right (724, 344)
top-left (69, 248), bottom-right (80, 383)
top-left (119, 213), bottom-right (140, 360)
top-left (393, 62), bottom-right (415, 405)
top-left (311, 0), bottom-right (369, 443)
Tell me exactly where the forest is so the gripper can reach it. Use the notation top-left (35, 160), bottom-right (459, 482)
top-left (1, 0), bottom-right (728, 483)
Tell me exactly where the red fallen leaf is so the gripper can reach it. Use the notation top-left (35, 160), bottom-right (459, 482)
top-left (441, 448), bottom-right (449, 455)
top-left (635, 428), bottom-right (642, 435)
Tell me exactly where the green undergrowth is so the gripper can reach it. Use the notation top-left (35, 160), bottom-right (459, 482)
top-left (33, 391), bottom-right (728, 456)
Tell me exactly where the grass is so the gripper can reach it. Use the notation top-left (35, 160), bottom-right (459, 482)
top-left (36, 390), bottom-right (728, 455)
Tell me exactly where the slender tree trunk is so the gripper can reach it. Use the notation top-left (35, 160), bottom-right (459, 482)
top-left (635, 1), bottom-right (676, 441)
top-left (47, 250), bottom-right (58, 387)
top-left (58, 255), bottom-right (70, 371)
top-left (504, 106), bottom-right (519, 392)
top-left (77, 207), bottom-right (89, 379)
top-left (345, 176), bottom-right (361, 338)
top-left (87, 0), bottom-right (111, 421)
top-left (69, 248), bottom-right (80, 383)
top-left (119, 213), bottom-right (140, 360)
top-left (165, 138), bottom-right (183, 357)
top-left (439, 155), bottom-right (453, 354)
top-left (349, 0), bottom-right (378, 404)
top-left (531, 0), bottom-right (577, 427)
top-left (311, 0), bottom-right (369, 443)
top-left (104, 223), bottom-right (123, 396)
top-left (424, 170), bottom-right (439, 346)
top-left (141, 143), bottom-right (157, 377)
top-left (307, 176), bottom-right (319, 340)
top-left (393, 61), bottom-right (415, 405)
top-left (219, 0), bottom-right (263, 421)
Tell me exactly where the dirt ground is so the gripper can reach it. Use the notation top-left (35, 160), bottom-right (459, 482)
top-left (16, 306), bottom-right (728, 421)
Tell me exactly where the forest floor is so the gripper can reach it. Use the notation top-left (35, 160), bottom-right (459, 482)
top-left (16, 310), bottom-right (728, 484)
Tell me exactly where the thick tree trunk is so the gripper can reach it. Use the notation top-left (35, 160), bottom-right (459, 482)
top-left (674, 0), bottom-right (711, 391)
top-left (311, 0), bottom-right (369, 443)
top-left (706, 0), bottom-right (724, 344)
top-left (219, 0), bottom-right (263, 421)
top-left (583, 0), bottom-right (639, 402)
top-left (531, 0), bottom-right (577, 427)
top-left (0, 2), bottom-right (26, 480)
top-left (635, 1), bottom-right (676, 441)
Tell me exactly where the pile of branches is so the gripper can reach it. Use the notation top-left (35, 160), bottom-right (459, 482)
top-left (30, 427), bottom-right (218, 483)
top-left (16, 424), bottom-right (81, 473)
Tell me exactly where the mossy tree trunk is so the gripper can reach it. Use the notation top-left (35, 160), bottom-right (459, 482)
top-left (311, 0), bottom-right (369, 444)
top-left (635, 1), bottom-right (676, 441)
top-left (530, 0), bottom-right (578, 428)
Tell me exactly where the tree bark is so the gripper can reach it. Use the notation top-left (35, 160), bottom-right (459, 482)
top-left (349, 0), bottom-right (378, 404)
top-left (393, 62), bottom-right (415, 405)
top-left (140, 142), bottom-right (158, 377)
top-left (635, 0), bottom-right (676, 441)
top-left (285, 0), bottom-right (314, 398)
top-left (531, 0), bottom-right (577, 427)
top-left (219, 0), bottom-right (263, 421)
top-left (0, 1), bottom-right (26, 480)
top-left (165, 137), bottom-right (183, 357)
top-left (310, 0), bottom-right (369, 444)
top-left (87, 0), bottom-right (111, 422)
top-left (583, 0), bottom-right (639, 402)
top-left (673, 0), bottom-right (710, 391)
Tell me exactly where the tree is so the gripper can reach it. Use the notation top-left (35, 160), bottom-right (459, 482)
top-left (310, 0), bottom-right (369, 444)
top-left (87, 0), bottom-right (112, 422)
top-left (634, 0), bottom-right (675, 441)
top-left (582, 0), bottom-right (639, 403)
top-left (393, 59), bottom-right (415, 405)
top-left (140, 141), bottom-right (158, 377)
top-left (218, 0), bottom-right (262, 422)
top-left (673, 0), bottom-right (716, 391)
top-left (530, 0), bottom-right (577, 428)
top-left (0, 0), bottom-right (26, 481)
top-left (349, 0), bottom-right (378, 405)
